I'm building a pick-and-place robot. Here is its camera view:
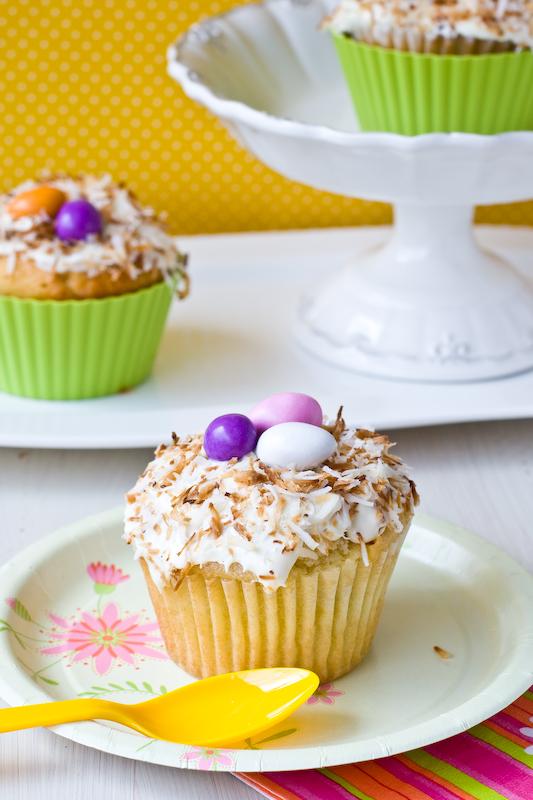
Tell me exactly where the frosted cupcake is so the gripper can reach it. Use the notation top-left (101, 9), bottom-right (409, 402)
top-left (125, 393), bottom-right (418, 682)
top-left (324, 0), bottom-right (533, 134)
top-left (0, 175), bottom-right (189, 399)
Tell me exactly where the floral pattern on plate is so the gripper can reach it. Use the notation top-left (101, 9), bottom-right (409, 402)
top-left (42, 601), bottom-right (167, 676)
top-left (306, 682), bottom-right (344, 705)
top-left (2, 562), bottom-right (167, 687)
top-left (0, 556), bottom-right (303, 760)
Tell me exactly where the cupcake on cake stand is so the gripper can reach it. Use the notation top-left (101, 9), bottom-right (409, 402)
top-left (168, 0), bottom-right (533, 382)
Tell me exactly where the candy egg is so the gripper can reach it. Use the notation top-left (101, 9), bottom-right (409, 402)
top-left (204, 414), bottom-right (257, 461)
top-left (250, 392), bottom-right (323, 435)
top-left (256, 422), bottom-right (336, 470)
top-left (6, 186), bottom-right (67, 220)
top-left (54, 199), bottom-right (102, 241)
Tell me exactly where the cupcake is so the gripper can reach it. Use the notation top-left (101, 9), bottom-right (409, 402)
top-left (0, 175), bottom-right (189, 399)
top-left (324, 0), bottom-right (533, 134)
top-left (124, 393), bottom-right (418, 682)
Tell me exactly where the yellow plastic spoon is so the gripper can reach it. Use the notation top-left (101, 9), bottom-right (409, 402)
top-left (0, 668), bottom-right (319, 747)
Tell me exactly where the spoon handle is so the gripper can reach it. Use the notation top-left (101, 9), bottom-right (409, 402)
top-left (0, 698), bottom-right (114, 733)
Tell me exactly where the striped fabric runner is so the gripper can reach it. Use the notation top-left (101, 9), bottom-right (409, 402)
top-left (236, 687), bottom-right (533, 800)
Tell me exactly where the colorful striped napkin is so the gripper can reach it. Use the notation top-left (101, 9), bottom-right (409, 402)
top-left (237, 685), bottom-right (533, 800)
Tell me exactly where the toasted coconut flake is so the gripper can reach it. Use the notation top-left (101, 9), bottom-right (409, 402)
top-left (322, 406), bottom-right (346, 441)
top-left (433, 645), bottom-right (454, 660)
top-left (208, 503), bottom-right (222, 537)
top-left (171, 563), bottom-right (192, 591)
top-left (233, 470), bottom-right (264, 487)
top-left (234, 521), bottom-right (252, 541)
top-left (287, 520), bottom-right (318, 550)
top-left (357, 533), bottom-right (369, 566)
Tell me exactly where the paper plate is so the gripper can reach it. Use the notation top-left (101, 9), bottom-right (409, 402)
top-left (0, 508), bottom-right (531, 772)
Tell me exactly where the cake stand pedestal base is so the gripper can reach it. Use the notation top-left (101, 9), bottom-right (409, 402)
top-left (296, 204), bottom-right (533, 382)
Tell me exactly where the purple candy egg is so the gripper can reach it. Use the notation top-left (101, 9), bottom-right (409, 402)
top-left (250, 392), bottom-right (323, 435)
top-left (204, 414), bottom-right (257, 461)
top-left (54, 199), bottom-right (102, 242)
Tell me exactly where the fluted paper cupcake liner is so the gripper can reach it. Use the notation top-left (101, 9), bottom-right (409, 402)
top-left (333, 34), bottom-right (533, 135)
top-left (0, 281), bottom-right (172, 400)
top-left (142, 523), bottom-right (409, 683)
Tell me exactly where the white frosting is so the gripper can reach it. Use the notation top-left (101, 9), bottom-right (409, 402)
top-left (325, 0), bottom-right (533, 49)
top-left (0, 175), bottom-right (188, 284)
top-left (124, 418), bottom-right (418, 590)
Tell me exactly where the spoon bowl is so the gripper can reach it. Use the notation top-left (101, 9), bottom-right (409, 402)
top-left (0, 667), bottom-right (319, 748)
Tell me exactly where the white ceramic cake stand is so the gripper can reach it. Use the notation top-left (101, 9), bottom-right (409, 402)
top-left (168, 0), bottom-right (533, 382)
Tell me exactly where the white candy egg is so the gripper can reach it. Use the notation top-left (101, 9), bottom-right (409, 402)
top-left (256, 422), bottom-right (336, 470)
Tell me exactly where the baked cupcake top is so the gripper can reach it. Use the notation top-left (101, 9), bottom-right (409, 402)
top-left (124, 399), bottom-right (418, 590)
top-left (0, 175), bottom-right (188, 288)
top-left (325, 0), bottom-right (533, 50)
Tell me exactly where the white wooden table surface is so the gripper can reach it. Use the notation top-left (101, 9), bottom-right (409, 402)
top-left (1, 419), bottom-right (532, 799)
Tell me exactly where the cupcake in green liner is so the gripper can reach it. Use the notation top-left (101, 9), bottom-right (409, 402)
top-left (0, 175), bottom-right (189, 400)
top-left (324, 0), bottom-right (533, 134)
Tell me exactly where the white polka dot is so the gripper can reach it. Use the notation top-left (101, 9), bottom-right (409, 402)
top-left (0, 0), bottom-right (452, 234)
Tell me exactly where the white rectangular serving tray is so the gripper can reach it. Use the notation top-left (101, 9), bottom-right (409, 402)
top-left (1, 225), bottom-right (533, 449)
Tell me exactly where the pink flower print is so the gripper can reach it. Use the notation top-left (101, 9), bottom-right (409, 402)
top-left (182, 747), bottom-right (235, 770)
top-left (307, 682), bottom-right (344, 705)
top-left (41, 602), bottom-right (167, 675)
top-left (520, 715), bottom-right (533, 755)
top-left (87, 562), bottom-right (129, 595)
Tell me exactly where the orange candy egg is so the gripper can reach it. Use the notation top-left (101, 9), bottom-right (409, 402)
top-left (6, 186), bottom-right (67, 220)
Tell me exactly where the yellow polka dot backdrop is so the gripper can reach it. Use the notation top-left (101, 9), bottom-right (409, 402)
top-left (0, 0), bottom-right (531, 233)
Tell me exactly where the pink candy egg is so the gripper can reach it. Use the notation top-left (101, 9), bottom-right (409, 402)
top-left (250, 392), bottom-right (323, 435)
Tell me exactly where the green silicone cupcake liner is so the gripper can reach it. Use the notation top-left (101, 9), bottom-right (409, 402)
top-left (0, 281), bottom-right (173, 400)
top-left (333, 34), bottom-right (533, 135)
